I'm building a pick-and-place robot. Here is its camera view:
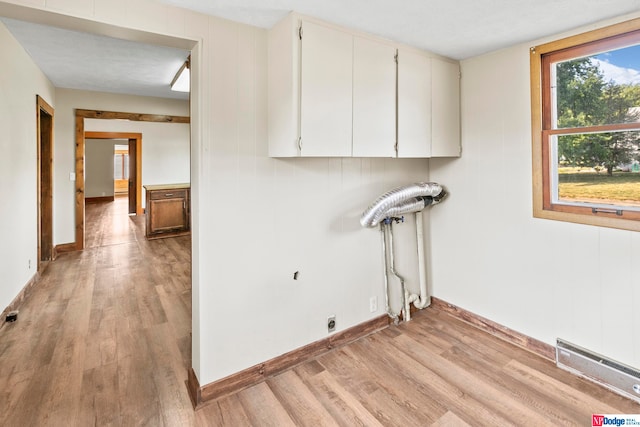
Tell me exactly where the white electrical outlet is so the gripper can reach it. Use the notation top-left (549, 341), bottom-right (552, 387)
top-left (370, 296), bottom-right (377, 313)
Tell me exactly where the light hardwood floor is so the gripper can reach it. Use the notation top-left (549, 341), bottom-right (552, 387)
top-left (1, 196), bottom-right (638, 426)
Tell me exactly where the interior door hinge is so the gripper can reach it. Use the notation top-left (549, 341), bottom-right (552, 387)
top-left (298, 26), bottom-right (303, 40)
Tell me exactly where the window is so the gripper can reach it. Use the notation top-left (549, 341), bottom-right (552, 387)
top-left (114, 150), bottom-right (129, 180)
top-left (531, 18), bottom-right (640, 231)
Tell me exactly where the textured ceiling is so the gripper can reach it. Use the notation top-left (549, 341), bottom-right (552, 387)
top-left (3, 1), bottom-right (640, 100)
top-left (1, 17), bottom-right (190, 100)
top-left (158, 0), bottom-right (640, 59)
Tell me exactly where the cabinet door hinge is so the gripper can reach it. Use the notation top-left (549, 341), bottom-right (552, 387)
top-left (298, 26), bottom-right (303, 40)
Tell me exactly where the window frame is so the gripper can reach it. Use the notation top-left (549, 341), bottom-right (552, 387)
top-left (531, 17), bottom-right (640, 232)
top-left (114, 150), bottom-right (129, 180)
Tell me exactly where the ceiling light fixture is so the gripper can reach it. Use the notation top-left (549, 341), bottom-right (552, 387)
top-left (171, 60), bottom-right (190, 92)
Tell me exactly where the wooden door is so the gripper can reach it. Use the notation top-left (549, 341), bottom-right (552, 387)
top-left (37, 96), bottom-right (54, 266)
top-left (128, 138), bottom-right (137, 215)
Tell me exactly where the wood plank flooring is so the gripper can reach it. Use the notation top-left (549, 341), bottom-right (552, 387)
top-left (1, 196), bottom-right (638, 426)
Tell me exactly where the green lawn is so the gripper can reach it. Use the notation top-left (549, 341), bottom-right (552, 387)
top-left (558, 171), bottom-right (640, 203)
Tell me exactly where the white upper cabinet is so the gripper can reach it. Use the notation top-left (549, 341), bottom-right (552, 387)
top-left (431, 58), bottom-right (461, 157)
top-left (397, 48), bottom-right (432, 158)
top-left (267, 13), bottom-right (460, 158)
top-left (352, 36), bottom-right (396, 157)
top-left (300, 21), bottom-right (353, 157)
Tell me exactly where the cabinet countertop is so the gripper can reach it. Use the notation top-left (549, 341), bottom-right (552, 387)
top-left (143, 183), bottom-right (190, 191)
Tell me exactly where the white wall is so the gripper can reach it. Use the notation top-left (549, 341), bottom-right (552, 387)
top-left (201, 20), bottom-right (432, 383)
top-left (54, 88), bottom-right (189, 244)
top-left (85, 138), bottom-right (117, 198)
top-left (430, 12), bottom-right (640, 370)
top-left (0, 20), bottom-right (55, 312)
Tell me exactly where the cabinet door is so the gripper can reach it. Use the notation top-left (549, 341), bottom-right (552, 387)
top-left (300, 21), bottom-right (353, 157)
top-left (268, 13), bottom-right (299, 157)
top-left (149, 198), bottom-right (187, 234)
top-left (397, 49), bottom-right (431, 158)
top-left (352, 37), bottom-right (396, 157)
top-left (432, 58), bottom-right (461, 157)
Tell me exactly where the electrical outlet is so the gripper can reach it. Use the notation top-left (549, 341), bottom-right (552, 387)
top-left (327, 315), bottom-right (336, 333)
top-left (369, 296), bottom-right (377, 313)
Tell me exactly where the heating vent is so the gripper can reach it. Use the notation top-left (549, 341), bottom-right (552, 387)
top-left (556, 338), bottom-right (640, 403)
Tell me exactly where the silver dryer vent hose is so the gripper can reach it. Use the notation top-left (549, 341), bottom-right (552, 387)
top-left (360, 182), bottom-right (446, 228)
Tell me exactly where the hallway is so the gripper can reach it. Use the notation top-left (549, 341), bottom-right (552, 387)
top-left (0, 198), bottom-right (194, 425)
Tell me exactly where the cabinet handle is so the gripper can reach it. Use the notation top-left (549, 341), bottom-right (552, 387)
top-left (297, 136), bottom-right (302, 152)
top-left (164, 193), bottom-right (174, 197)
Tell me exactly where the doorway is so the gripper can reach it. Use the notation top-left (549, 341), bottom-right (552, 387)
top-left (74, 111), bottom-right (189, 250)
top-left (37, 95), bottom-right (53, 269)
top-left (85, 131), bottom-right (142, 216)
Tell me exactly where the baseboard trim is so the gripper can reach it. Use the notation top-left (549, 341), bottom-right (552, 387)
top-left (54, 242), bottom-right (80, 256)
top-left (0, 271), bottom-right (40, 332)
top-left (188, 314), bottom-right (389, 409)
top-left (430, 297), bottom-right (555, 361)
top-left (85, 196), bottom-right (115, 203)
top-left (186, 368), bottom-right (201, 408)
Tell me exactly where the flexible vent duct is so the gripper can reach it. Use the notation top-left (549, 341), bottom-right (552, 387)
top-left (361, 181), bottom-right (447, 322)
top-left (360, 182), bottom-right (446, 228)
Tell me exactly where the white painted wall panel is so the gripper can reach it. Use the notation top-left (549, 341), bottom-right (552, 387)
top-left (85, 139), bottom-right (117, 198)
top-left (600, 228), bottom-right (634, 362)
top-left (431, 58), bottom-right (460, 157)
top-left (430, 16), bottom-right (640, 370)
top-left (0, 20), bottom-right (55, 313)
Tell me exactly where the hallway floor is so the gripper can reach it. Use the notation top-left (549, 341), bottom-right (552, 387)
top-left (0, 197), bottom-right (194, 425)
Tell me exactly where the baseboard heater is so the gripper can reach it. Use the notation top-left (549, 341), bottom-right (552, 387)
top-left (556, 338), bottom-right (640, 403)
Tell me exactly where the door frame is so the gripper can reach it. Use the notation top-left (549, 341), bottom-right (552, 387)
top-left (85, 131), bottom-right (142, 215)
top-left (72, 109), bottom-right (189, 251)
top-left (36, 95), bottom-right (54, 269)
